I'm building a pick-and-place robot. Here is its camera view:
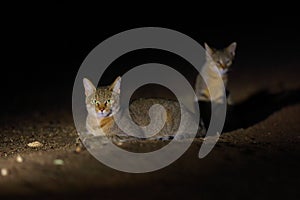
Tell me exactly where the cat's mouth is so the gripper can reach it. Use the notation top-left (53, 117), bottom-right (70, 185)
top-left (96, 110), bottom-right (112, 118)
top-left (218, 68), bottom-right (228, 75)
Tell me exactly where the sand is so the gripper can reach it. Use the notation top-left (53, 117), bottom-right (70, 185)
top-left (0, 60), bottom-right (299, 199)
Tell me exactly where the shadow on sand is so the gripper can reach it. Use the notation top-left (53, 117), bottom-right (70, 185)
top-left (198, 88), bottom-right (300, 133)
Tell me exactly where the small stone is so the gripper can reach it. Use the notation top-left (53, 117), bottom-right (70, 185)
top-left (1, 168), bottom-right (8, 176)
top-left (53, 159), bottom-right (64, 166)
top-left (75, 146), bottom-right (82, 153)
top-left (16, 155), bottom-right (23, 163)
top-left (27, 141), bottom-right (43, 148)
top-left (116, 141), bottom-right (123, 146)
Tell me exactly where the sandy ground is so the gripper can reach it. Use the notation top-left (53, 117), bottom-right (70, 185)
top-left (0, 59), bottom-right (300, 199)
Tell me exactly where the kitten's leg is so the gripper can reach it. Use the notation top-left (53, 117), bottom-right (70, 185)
top-left (227, 94), bottom-right (234, 105)
top-left (226, 89), bottom-right (235, 106)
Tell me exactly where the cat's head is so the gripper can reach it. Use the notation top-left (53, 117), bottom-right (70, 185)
top-left (83, 77), bottom-right (121, 118)
top-left (205, 42), bottom-right (237, 74)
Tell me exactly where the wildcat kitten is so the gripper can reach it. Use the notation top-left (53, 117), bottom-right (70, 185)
top-left (83, 77), bottom-right (204, 140)
top-left (195, 42), bottom-right (236, 104)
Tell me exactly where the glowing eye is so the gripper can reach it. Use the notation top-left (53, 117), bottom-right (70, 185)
top-left (92, 99), bottom-right (98, 104)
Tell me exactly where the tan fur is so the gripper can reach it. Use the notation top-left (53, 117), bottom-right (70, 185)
top-left (83, 77), bottom-right (204, 140)
top-left (99, 117), bottom-right (114, 134)
top-left (195, 42), bottom-right (236, 104)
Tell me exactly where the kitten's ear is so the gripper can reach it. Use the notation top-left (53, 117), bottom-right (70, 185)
top-left (83, 78), bottom-right (96, 97)
top-left (227, 42), bottom-right (237, 57)
top-left (204, 42), bottom-right (214, 56)
top-left (109, 76), bottom-right (121, 94)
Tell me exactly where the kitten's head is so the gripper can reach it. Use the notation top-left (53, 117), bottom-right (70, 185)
top-left (83, 77), bottom-right (121, 118)
top-left (205, 42), bottom-right (237, 74)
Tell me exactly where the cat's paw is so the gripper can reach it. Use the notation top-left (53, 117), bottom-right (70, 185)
top-left (81, 135), bottom-right (110, 149)
top-left (227, 94), bottom-right (235, 106)
top-left (75, 137), bottom-right (86, 153)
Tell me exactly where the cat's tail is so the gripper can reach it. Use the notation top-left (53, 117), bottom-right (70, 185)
top-left (113, 135), bottom-right (175, 142)
top-left (146, 135), bottom-right (175, 141)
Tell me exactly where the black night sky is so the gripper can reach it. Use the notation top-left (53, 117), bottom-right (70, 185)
top-left (3, 6), bottom-right (299, 92)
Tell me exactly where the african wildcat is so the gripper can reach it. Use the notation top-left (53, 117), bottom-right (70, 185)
top-left (195, 42), bottom-right (237, 104)
top-left (195, 42), bottom-right (237, 130)
top-left (83, 77), bottom-right (204, 140)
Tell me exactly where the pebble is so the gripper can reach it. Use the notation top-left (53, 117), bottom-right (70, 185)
top-left (16, 155), bottom-right (24, 163)
top-left (116, 141), bottom-right (123, 146)
top-left (27, 141), bottom-right (43, 148)
top-left (1, 168), bottom-right (8, 176)
top-left (75, 146), bottom-right (82, 153)
top-left (53, 159), bottom-right (64, 166)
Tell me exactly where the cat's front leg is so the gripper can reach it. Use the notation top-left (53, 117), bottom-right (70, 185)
top-left (227, 94), bottom-right (234, 105)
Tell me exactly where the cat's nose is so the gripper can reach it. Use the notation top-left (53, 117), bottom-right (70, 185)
top-left (98, 107), bottom-right (105, 112)
top-left (220, 61), bottom-right (226, 68)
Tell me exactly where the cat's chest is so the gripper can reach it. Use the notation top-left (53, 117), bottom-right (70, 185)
top-left (99, 117), bottom-right (114, 129)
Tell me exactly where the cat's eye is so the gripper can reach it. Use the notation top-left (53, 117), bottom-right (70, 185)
top-left (106, 99), bottom-right (113, 104)
top-left (92, 99), bottom-right (99, 105)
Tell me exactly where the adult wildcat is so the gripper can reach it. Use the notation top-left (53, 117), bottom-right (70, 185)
top-left (83, 77), bottom-right (204, 140)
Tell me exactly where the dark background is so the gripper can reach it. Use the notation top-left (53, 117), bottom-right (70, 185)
top-left (1, 3), bottom-right (299, 112)
top-left (0, 4), bottom-right (300, 199)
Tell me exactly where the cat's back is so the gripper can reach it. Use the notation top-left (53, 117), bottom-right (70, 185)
top-left (129, 98), bottom-right (180, 120)
top-left (129, 98), bottom-right (181, 126)
top-left (128, 98), bottom-right (203, 138)
top-left (130, 98), bottom-right (180, 111)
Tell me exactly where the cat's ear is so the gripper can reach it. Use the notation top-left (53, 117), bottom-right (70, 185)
top-left (109, 76), bottom-right (121, 94)
top-left (204, 42), bottom-right (214, 57)
top-left (226, 42), bottom-right (237, 57)
top-left (83, 78), bottom-right (96, 97)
